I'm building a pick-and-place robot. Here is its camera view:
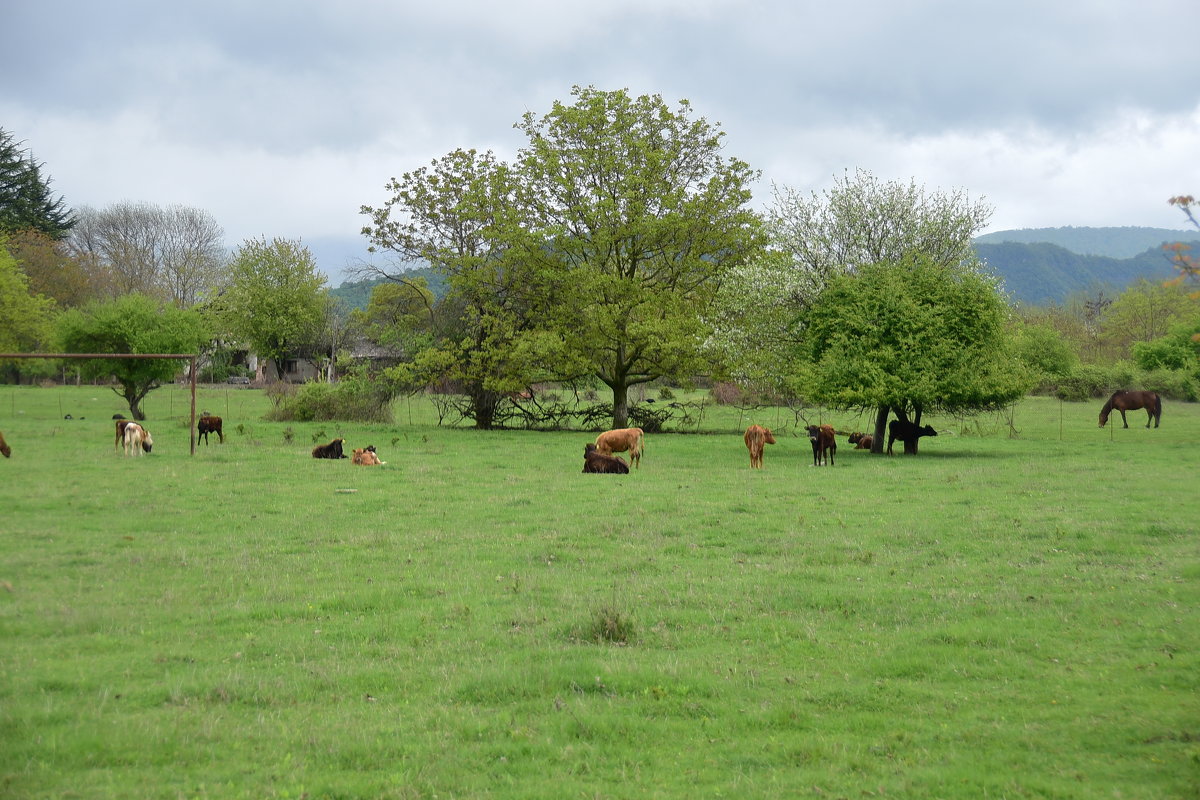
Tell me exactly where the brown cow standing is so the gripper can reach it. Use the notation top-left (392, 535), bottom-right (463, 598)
top-left (114, 419), bottom-right (131, 450)
top-left (582, 443), bottom-right (630, 474)
top-left (806, 424), bottom-right (836, 466)
top-left (743, 424), bottom-right (775, 468)
top-left (197, 414), bottom-right (224, 444)
top-left (0, 430), bottom-right (10, 458)
top-left (595, 427), bottom-right (644, 469)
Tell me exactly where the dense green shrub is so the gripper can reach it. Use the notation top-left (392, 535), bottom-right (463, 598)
top-left (265, 375), bottom-right (394, 422)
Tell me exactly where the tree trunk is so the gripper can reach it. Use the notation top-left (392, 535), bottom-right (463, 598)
top-left (870, 405), bottom-right (889, 454)
top-left (905, 405), bottom-right (924, 455)
top-left (612, 381), bottom-right (629, 429)
top-left (471, 386), bottom-right (501, 430)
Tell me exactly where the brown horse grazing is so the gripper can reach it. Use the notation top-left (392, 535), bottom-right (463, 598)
top-left (1099, 390), bottom-right (1162, 429)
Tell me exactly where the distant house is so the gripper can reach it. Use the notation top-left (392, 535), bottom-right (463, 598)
top-left (250, 353), bottom-right (322, 384)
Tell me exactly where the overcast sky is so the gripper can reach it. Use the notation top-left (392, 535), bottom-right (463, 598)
top-left (4, 0), bottom-right (1198, 283)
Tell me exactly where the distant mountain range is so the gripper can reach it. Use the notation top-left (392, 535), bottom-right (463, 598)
top-left (328, 226), bottom-right (1200, 311)
top-left (974, 226), bottom-right (1198, 305)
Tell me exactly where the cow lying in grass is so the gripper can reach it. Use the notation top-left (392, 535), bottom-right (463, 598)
top-left (352, 447), bottom-right (384, 466)
top-left (583, 443), bottom-right (629, 474)
top-left (312, 438), bottom-right (347, 459)
top-left (743, 424), bottom-right (775, 469)
top-left (595, 427), bottom-right (644, 469)
top-left (806, 424), bottom-right (836, 466)
top-left (122, 422), bottom-right (153, 456)
top-left (848, 431), bottom-right (873, 450)
top-left (197, 414), bottom-right (224, 444)
top-left (0, 431), bottom-right (10, 458)
top-left (886, 420), bottom-right (937, 455)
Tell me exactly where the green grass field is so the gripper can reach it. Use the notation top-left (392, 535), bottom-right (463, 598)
top-left (1, 386), bottom-right (1197, 799)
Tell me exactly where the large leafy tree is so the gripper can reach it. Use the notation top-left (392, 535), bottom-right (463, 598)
top-left (516, 87), bottom-right (764, 428)
top-left (360, 148), bottom-right (556, 428)
top-left (712, 169), bottom-right (999, 451)
top-left (215, 237), bottom-right (329, 381)
top-left (54, 293), bottom-right (210, 420)
top-left (0, 128), bottom-right (75, 240)
top-left (802, 256), bottom-right (1027, 453)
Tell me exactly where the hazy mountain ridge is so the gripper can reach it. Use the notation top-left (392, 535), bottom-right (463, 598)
top-left (973, 226), bottom-right (1197, 305)
top-left (974, 226), bottom-right (1193, 259)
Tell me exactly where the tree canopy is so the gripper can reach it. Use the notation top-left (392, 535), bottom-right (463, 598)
top-left (54, 293), bottom-right (210, 420)
top-left (801, 256), bottom-right (1028, 446)
top-left (360, 87), bottom-right (764, 428)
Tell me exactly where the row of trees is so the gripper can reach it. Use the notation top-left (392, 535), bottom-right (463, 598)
top-left (4, 95), bottom-right (1198, 441)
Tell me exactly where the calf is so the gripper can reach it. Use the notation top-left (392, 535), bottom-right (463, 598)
top-left (886, 420), bottom-right (937, 455)
top-left (595, 427), bottom-right (644, 469)
top-left (352, 447), bottom-right (384, 466)
top-left (0, 430), bottom-right (10, 458)
top-left (312, 438), bottom-right (347, 459)
top-left (583, 442), bottom-right (630, 474)
top-left (848, 431), bottom-right (874, 450)
top-left (743, 424), bottom-right (776, 469)
top-left (197, 414), bottom-right (224, 445)
top-left (122, 422), bottom-right (153, 456)
top-left (806, 424), bottom-right (836, 466)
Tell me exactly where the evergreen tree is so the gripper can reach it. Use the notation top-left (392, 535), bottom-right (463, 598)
top-left (0, 128), bottom-right (75, 240)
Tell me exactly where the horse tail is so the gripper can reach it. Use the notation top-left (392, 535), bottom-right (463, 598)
top-left (1156, 393), bottom-right (1164, 421)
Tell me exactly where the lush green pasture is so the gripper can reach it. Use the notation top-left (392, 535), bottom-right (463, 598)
top-left (1, 386), bottom-right (1197, 799)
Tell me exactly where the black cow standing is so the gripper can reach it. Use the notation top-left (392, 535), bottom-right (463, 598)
top-left (886, 420), bottom-right (937, 455)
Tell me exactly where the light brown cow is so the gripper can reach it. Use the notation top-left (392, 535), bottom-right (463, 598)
top-left (351, 448), bottom-right (384, 466)
top-left (743, 424), bottom-right (775, 468)
top-left (595, 427), bottom-right (644, 469)
top-left (122, 422), bottom-right (153, 456)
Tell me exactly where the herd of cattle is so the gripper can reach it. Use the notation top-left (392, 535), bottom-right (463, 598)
top-left (0, 416), bottom-right (939, 468)
top-left (0, 391), bottom-right (1162, 468)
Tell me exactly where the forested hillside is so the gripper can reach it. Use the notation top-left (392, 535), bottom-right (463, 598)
top-left (330, 267), bottom-right (446, 310)
top-left (972, 226), bottom-right (1198, 306)
top-left (975, 240), bottom-right (1194, 306)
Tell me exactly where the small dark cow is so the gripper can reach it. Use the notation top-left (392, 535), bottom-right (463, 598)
top-left (806, 424), bottom-right (836, 466)
top-left (312, 438), bottom-right (347, 459)
top-left (887, 420), bottom-right (937, 454)
top-left (0, 430), bottom-right (10, 458)
top-left (582, 442), bottom-right (630, 474)
top-left (848, 431), bottom-right (874, 450)
top-left (197, 414), bottom-right (224, 445)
